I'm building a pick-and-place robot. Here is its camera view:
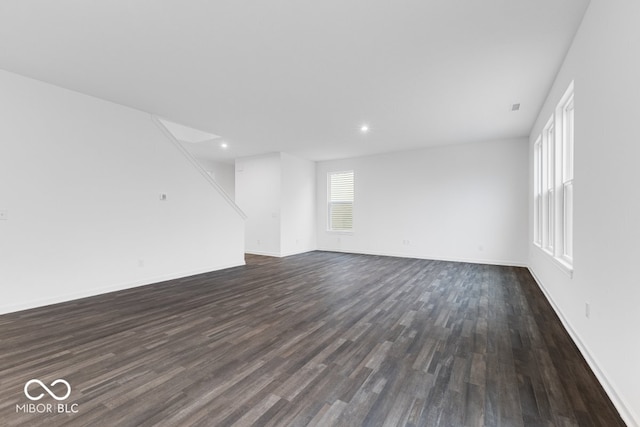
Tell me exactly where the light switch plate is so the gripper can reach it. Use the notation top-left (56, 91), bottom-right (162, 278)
top-left (0, 210), bottom-right (7, 220)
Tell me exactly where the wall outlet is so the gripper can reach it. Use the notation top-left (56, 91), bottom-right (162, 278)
top-left (402, 239), bottom-right (410, 245)
top-left (585, 302), bottom-right (590, 319)
top-left (138, 259), bottom-right (145, 268)
top-left (0, 210), bottom-right (7, 220)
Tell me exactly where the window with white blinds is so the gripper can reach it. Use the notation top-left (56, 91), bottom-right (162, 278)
top-left (328, 171), bottom-right (354, 231)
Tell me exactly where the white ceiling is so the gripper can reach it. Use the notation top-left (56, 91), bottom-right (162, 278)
top-left (0, 0), bottom-right (589, 163)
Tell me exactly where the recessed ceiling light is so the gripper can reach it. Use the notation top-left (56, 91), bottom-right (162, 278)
top-left (220, 142), bottom-right (228, 149)
top-left (511, 103), bottom-right (521, 111)
top-left (360, 124), bottom-right (370, 133)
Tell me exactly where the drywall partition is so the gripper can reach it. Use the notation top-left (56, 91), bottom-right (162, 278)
top-left (0, 70), bottom-right (246, 315)
top-left (197, 159), bottom-right (236, 201)
top-left (528, 1), bottom-right (640, 425)
top-left (153, 120), bottom-right (240, 209)
top-left (280, 153), bottom-right (316, 256)
top-left (317, 138), bottom-right (528, 266)
top-left (235, 152), bottom-right (316, 257)
top-left (235, 153), bottom-right (282, 256)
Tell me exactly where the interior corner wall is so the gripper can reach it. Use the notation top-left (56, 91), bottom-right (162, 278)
top-left (527, 1), bottom-right (640, 425)
top-left (235, 153), bottom-right (282, 256)
top-left (280, 153), bottom-right (316, 257)
top-left (316, 139), bottom-right (528, 266)
top-left (196, 158), bottom-right (236, 201)
top-left (235, 152), bottom-right (317, 258)
top-left (0, 70), bottom-right (246, 315)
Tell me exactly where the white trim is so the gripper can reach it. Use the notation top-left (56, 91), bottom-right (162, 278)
top-left (528, 268), bottom-right (639, 427)
top-left (542, 116), bottom-right (555, 253)
top-left (535, 245), bottom-right (573, 278)
top-left (317, 247), bottom-right (527, 267)
top-left (533, 136), bottom-right (543, 246)
top-left (152, 115), bottom-right (247, 220)
top-left (245, 250), bottom-right (282, 257)
top-left (0, 261), bottom-right (246, 315)
top-left (246, 249), bottom-right (317, 258)
top-left (535, 81), bottom-right (575, 273)
top-left (279, 249), bottom-right (316, 258)
top-left (327, 170), bottom-right (354, 232)
top-left (245, 249), bottom-right (318, 258)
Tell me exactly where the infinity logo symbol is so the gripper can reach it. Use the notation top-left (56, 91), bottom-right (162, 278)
top-left (24, 379), bottom-right (71, 401)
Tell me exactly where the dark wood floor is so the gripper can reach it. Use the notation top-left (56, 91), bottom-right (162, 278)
top-left (0, 252), bottom-right (624, 426)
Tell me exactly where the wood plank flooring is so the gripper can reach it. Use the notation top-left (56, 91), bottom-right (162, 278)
top-left (0, 252), bottom-right (625, 426)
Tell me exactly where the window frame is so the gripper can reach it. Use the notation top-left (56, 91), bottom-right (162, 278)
top-left (533, 81), bottom-right (574, 276)
top-left (559, 90), bottom-right (574, 265)
top-left (542, 116), bottom-right (555, 255)
top-left (533, 136), bottom-right (542, 247)
top-left (327, 170), bottom-right (354, 233)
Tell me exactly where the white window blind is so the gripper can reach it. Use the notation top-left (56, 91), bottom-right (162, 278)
top-left (328, 171), bottom-right (354, 231)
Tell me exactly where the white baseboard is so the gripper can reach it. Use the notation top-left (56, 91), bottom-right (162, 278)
top-left (0, 261), bottom-right (245, 315)
top-left (528, 268), bottom-right (639, 427)
top-left (245, 248), bottom-right (318, 258)
top-left (245, 250), bottom-right (282, 257)
top-left (317, 247), bottom-right (527, 268)
top-left (279, 248), bottom-right (316, 258)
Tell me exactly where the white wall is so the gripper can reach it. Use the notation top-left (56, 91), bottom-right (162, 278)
top-left (235, 152), bottom-right (316, 257)
top-left (0, 70), bottom-right (246, 314)
top-left (197, 158), bottom-right (235, 201)
top-left (235, 153), bottom-right (282, 256)
top-left (281, 153), bottom-right (316, 256)
top-left (317, 139), bottom-right (528, 266)
top-left (528, 1), bottom-right (640, 425)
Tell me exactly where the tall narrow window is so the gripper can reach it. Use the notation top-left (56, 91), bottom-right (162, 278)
top-left (533, 137), bottom-right (542, 246)
top-left (533, 81), bottom-right (574, 273)
top-left (328, 171), bottom-right (354, 231)
top-left (542, 118), bottom-right (555, 254)
top-left (560, 86), bottom-right (574, 263)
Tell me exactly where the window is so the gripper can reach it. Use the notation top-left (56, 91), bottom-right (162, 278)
top-left (542, 117), bottom-right (555, 254)
top-left (328, 171), bottom-right (354, 231)
top-left (533, 136), bottom-right (542, 246)
top-left (533, 81), bottom-right (574, 272)
top-left (560, 87), bottom-right (574, 263)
